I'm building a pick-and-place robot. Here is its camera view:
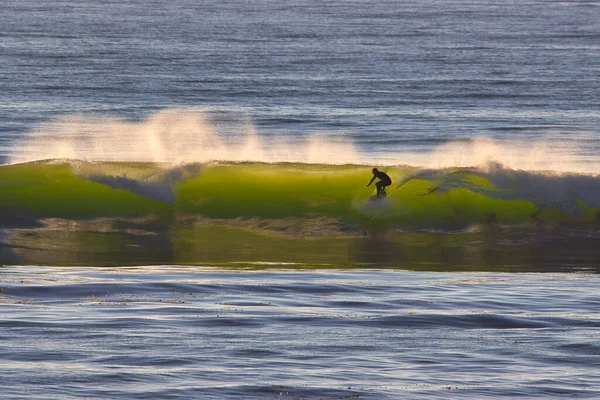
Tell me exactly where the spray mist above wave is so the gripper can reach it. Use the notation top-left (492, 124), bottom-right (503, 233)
top-left (7, 108), bottom-right (598, 175)
top-left (418, 137), bottom-right (598, 175)
top-left (8, 108), bottom-right (365, 166)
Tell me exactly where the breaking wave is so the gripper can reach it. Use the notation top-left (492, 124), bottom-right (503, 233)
top-left (1, 159), bottom-right (598, 230)
top-left (7, 108), bottom-right (599, 175)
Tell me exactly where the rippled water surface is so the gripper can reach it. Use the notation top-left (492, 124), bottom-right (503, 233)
top-left (1, 266), bottom-right (599, 399)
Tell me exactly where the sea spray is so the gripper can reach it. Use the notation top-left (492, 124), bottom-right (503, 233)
top-left (7, 109), bottom-right (599, 175)
top-left (420, 136), bottom-right (595, 174)
top-left (8, 108), bottom-right (364, 166)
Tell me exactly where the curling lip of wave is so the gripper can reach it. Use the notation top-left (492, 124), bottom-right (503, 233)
top-left (387, 160), bottom-right (600, 217)
top-left (85, 164), bottom-right (202, 203)
top-left (0, 159), bottom-right (598, 229)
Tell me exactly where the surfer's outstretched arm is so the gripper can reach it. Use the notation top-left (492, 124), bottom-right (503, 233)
top-left (367, 176), bottom-right (376, 187)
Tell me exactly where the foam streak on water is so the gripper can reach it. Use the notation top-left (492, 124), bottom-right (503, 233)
top-left (1, 266), bottom-right (599, 399)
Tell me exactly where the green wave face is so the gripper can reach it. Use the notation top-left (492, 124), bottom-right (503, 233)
top-left (2, 160), bottom-right (599, 268)
top-left (0, 162), bottom-right (169, 221)
top-left (1, 160), bottom-right (598, 228)
top-left (177, 163), bottom-right (379, 219)
top-left (176, 163), bottom-right (597, 227)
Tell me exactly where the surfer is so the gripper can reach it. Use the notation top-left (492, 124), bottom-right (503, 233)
top-left (367, 168), bottom-right (392, 197)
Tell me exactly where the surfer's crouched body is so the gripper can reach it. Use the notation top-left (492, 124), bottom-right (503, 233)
top-left (367, 168), bottom-right (392, 197)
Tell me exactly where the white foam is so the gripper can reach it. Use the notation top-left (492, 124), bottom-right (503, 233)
top-left (417, 137), bottom-right (598, 175)
top-left (392, 160), bottom-right (600, 215)
top-left (8, 108), bottom-right (365, 166)
top-left (83, 164), bottom-right (202, 203)
top-left (483, 161), bottom-right (600, 214)
top-left (7, 108), bottom-right (599, 176)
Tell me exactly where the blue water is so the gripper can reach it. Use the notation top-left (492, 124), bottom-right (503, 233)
top-left (1, 266), bottom-right (600, 399)
top-left (1, 0), bottom-right (600, 398)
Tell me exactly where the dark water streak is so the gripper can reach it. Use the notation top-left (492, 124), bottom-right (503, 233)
top-left (2, 217), bottom-right (600, 272)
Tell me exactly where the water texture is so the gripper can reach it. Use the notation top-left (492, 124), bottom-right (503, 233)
top-left (1, 266), bottom-right (599, 399)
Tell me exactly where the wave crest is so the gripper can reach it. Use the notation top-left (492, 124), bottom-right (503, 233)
top-left (7, 108), bottom-right (598, 175)
top-left (8, 108), bottom-right (364, 165)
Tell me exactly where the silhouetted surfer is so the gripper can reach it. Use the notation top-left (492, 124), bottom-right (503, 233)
top-left (367, 168), bottom-right (391, 197)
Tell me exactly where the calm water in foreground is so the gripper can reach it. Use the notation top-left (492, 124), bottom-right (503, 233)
top-left (1, 266), bottom-right (599, 399)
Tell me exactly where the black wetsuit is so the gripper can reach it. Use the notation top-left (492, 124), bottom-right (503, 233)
top-left (368, 169), bottom-right (392, 196)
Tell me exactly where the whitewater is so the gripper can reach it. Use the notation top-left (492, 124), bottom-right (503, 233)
top-left (7, 108), bottom-right (600, 174)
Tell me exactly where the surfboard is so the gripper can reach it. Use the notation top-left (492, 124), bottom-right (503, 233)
top-left (366, 190), bottom-right (387, 203)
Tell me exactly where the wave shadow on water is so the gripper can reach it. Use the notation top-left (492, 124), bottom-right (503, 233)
top-left (3, 215), bottom-right (598, 273)
top-left (348, 226), bottom-right (600, 273)
top-left (348, 236), bottom-right (403, 264)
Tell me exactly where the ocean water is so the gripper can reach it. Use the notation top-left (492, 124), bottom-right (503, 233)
top-left (2, 266), bottom-right (600, 399)
top-left (1, 0), bottom-right (599, 398)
